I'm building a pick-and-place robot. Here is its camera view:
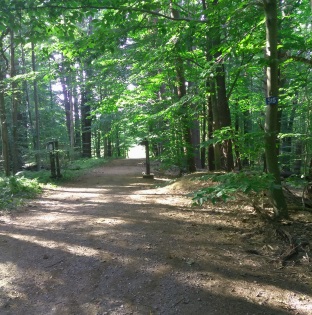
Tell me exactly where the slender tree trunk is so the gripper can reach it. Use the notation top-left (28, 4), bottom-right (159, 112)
top-left (280, 103), bottom-right (296, 171)
top-left (201, 0), bottom-right (215, 171)
top-left (21, 42), bottom-right (34, 149)
top-left (60, 56), bottom-right (72, 143)
top-left (68, 80), bottom-right (75, 148)
top-left (116, 128), bottom-right (121, 157)
top-left (73, 88), bottom-right (81, 150)
top-left (207, 94), bottom-right (215, 171)
top-left (263, 0), bottom-right (288, 218)
top-left (0, 66), bottom-right (10, 176)
top-left (81, 85), bottom-right (92, 158)
top-left (31, 42), bottom-right (41, 170)
top-left (175, 57), bottom-right (196, 172)
top-left (201, 101), bottom-right (207, 169)
top-left (10, 29), bottom-right (23, 173)
top-left (103, 136), bottom-right (108, 158)
top-left (210, 79), bottom-right (222, 170)
top-left (215, 63), bottom-right (234, 171)
top-left (95, 129), bottom-right (101, 158)
top-left (170, 3), bottom-right (196, 172)
top-left (107, 137), bottom-right (112, 157)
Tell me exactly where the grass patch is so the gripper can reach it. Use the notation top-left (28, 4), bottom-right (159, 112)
top-left (0, 158), bottom-right (109, 211)
top-left (22, 158), bottom-right (109, 184)
top-left (0, 176), bottom-right (42, 211)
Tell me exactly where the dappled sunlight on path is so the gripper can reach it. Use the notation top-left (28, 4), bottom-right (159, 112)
top-left (0, 159), bottom-right (311, 314)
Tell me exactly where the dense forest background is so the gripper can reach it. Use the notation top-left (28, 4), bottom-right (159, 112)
top-left (0, 0), bottom-right (311, 218)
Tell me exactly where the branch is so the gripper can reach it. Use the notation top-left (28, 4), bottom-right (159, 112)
top-left (279, 50), bottom-right (312, 66)
top-left (227, 54), bottom-right (255, 99)
top-left (285, 55), bottom-right (312, 66)
top-left (0, 28), bottom-right (10, 41)
top-left (22, 4), bottom-right (208, 23)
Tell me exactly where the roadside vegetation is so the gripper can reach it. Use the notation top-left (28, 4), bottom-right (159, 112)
top-left (0, 157), bottom-right (109, 211)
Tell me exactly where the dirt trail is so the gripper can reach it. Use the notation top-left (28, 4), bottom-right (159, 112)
top-left (0, 159), bottom-right (311, 315)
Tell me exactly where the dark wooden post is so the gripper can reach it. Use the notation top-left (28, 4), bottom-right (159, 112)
top-left (47, 141), bottom-right (56, 178)
top-left (55, 140), bottom-right (62, 178)
top-left (140, 138), bottom-right (154, 179)
top-left (145, 138), bottom-right (151, 175)
top-left (47, 140), bottom-right (62, 179)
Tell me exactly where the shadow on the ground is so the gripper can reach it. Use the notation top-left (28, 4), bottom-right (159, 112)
top-left (0, 159), bottom-right (311, 315)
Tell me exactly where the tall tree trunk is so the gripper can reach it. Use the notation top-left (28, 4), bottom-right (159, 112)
top-left (263, 0), bottom-right (288, 218)
top-left (73, 88), bottom-right (81, 150)
top-left (280, 103), bottom-right (296, 171)
top-left (107, 137), bottom-right (112, 157)
top-left (175, 56), bottom-right (196, 172)
top-left (31, 42), bottom-right (41, 170)
top-left (201, 101), bottom-right (207, 169)
top-left (210, 79), bottom-right (222, 170)
top-left (95, 129), bottom-right (101, 158)
top-left (215, 63), bottom-right (234, 171)
top-left (81, 18), bottom-right (93, 158)
top-left (10, 29), bottom-right (23, 173)
top-left (68, 80), bottom-right (75, 148)
top-left (81, 84), bottom-right (92, 158)
top-left (207, 93), bottom-right (215, 171)
top-left (205, 0), bottom-right (234, 172)
top-left (0, 65), bottom-right (10, 176)
top-left (21, 41), bottom-right (34, 150)
top-left (201, 0), bottom-right (215, 171)
top-left (60, 56), bottom-right (72, 144)
top-left (170, 3), bottom-right (196, 172)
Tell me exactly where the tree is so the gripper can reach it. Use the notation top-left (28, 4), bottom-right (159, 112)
top-left (0, 28), bottom-right (11, 176)
top-left (263, 0), bottom-right (288, 218)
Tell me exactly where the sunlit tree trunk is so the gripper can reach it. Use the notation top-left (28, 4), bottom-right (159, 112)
top-left (73, 88), bottom-right (81, 150)
top-left (210, 79), bottom-right (222, 170)
top-left (263, 0), bottom-right (288, 218)
top-left (59, 56), bottom-right (75, 147)
top-left (10, 29), bottom-right (23, 173)
top-left (21, 42), bottom-right (34, 150)
top-left (81, 76), bottom-right (92, 158)
top-left (215, 62), bottom-right (234, 171)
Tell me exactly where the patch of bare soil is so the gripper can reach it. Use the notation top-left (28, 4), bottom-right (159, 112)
top-left (0, 159), bottom-right (311, 315)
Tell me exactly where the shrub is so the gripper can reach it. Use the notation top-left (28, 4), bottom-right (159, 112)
top-left (191, 172), bottom-right (274, 206)
top-left (0, 176), bottom-right (42, 210)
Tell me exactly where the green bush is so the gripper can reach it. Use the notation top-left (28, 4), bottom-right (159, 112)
top-left (0, 158), bottom-right (108, 211)
top-left (0, 176), bottom-right (42, 210)
top-left (191, 172), bottom-right (274, 206)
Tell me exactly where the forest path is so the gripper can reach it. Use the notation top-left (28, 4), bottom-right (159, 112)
top-left (0, 159), bottom-right (311, 315)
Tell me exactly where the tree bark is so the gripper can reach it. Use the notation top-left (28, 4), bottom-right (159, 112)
top-left (204, 0), bottom-right (233, 171)
top-left (263, 0), bottom-right (288, 218)
top-left (215, 62), bottom-right (234, 171)
top-left (170, 3), bottom-right (196, 172)
top-left (10, 29), bottom-right (23, 173)
top-left (0, 67), bottom-right (10, 176)
top-left (31, 42), bottom-right (41, 170)
top-left (175, 56), bottom-right (196, 172)
top-left (81, 84), bottom-right (92, 158)
top-left (60, 56), bottom-right (75, 147)
top-left (73, 88), bottom-right (81, 150)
